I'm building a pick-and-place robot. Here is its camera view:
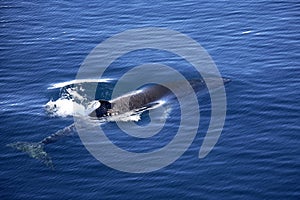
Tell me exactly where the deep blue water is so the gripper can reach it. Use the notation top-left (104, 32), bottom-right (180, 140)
top-left (1, 0), bottom-right (299, 199)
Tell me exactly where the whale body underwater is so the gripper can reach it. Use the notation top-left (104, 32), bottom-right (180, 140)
top-left (7, 78), bottom-right (230, 168)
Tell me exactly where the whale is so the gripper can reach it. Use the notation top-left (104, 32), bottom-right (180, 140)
top-left (7, 77), bottom-right (230, 168)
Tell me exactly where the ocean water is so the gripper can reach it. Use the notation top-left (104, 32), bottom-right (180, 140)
top-left (1, 0), bottom-right (299, 199)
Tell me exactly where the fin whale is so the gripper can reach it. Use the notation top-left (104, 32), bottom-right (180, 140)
top-left (7, 77), bottom-right (230, 168)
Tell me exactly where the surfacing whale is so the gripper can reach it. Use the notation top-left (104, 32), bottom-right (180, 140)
top-left (7, 78), bottom-right (230, 169)
top-left (7, 84), bottom-right (172, 168)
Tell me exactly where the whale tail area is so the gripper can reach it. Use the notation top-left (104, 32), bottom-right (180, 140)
top-left (7, 142), bottom-right (53, 169)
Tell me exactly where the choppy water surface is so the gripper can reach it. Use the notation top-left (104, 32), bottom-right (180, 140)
top-left (1, 1), bottom-right (299, 199)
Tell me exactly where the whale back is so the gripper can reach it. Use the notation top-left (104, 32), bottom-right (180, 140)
top-left (110, 84), bottom-right (171, 113)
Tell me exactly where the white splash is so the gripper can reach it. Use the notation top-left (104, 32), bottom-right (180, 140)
top-left (66, 88), bottom-right (85, 102)
top-left (85, 101), bottom-right (101, 115)
top-left (45, 83), bottom-right (89, 117)
top-left (45, 99), bottom-right (86, 117)
top-left (161, 105), bottom-right (172, 122)
top-left (48, 78), bottom-right (112, 89)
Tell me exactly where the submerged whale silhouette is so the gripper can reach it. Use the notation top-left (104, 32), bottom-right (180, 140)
top-left (7, 77), bottom-right (230, 168)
